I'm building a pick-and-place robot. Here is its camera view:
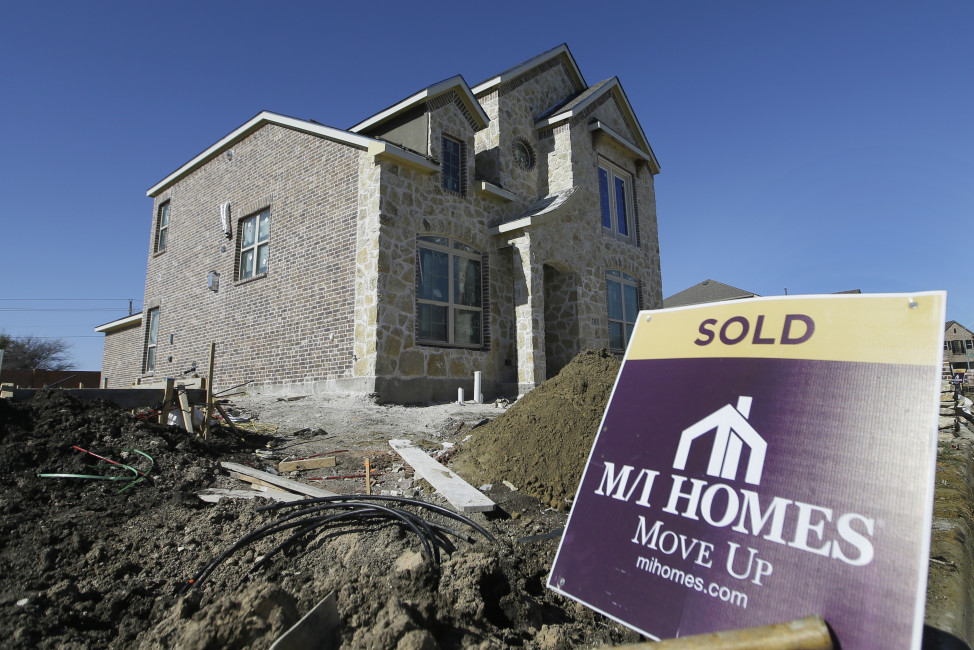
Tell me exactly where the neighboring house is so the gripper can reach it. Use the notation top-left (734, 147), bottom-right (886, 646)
top-left (97, 44), bottom-right (663, 402)
top-left (944, 320), bottom-right (974, 373)
top-left (663, 280), bottom-right (862, 309)
top-left (663, 279), bottom-right (758, 308)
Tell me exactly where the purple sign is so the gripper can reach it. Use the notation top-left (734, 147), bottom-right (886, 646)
top-left (548, 294), bottom-right (945, 649)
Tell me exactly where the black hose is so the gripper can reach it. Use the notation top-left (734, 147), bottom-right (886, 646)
top-left (258, 494), bottom-right (496, 542)
top-left (181, 500), bottom-right (471, 593)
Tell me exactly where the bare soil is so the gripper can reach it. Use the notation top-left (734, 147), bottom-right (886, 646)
top-left (0, 350), bottom-right (640, 649)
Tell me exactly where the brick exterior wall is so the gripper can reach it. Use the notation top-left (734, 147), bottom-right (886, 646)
top-left (101, 323), bottom-right (143, 388)
top-left (141, 125), bottom-right (362, 393)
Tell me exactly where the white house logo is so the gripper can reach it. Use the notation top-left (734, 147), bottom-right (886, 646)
top-left (673, 396), bottom-right (767, 486)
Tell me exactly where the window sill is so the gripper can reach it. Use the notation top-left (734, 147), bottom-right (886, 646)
top-left (153, 249), bottom-right (167, 258)
top-left (418, 341), bottom-right (486, 352)
top-left (235, 272), bottom-right (268, 286)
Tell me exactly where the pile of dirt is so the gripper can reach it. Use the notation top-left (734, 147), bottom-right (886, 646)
top-left (0, 387), bottom-right (641, 649)
top-left (450, 349), bottom-right (621, 509)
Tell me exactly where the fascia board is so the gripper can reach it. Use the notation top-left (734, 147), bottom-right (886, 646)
top-left (588, 121), bottom-right (660, 173)
top-left (473, 44), bottom-right (586, 96)
top-left (367, 142), bottom-right (438, 174)
top-left (94, 313), bottom-right (143, 333)
top-left (350, 75), bottom-right (489, 133)
top-left (146, 112), bottom-right (374, 197)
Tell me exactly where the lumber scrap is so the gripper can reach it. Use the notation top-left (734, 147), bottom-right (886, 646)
top-left (198, 488), bottom-right (304, 503)
top-left (227, 471), bottom-right (291, 492)
top-left (389, 439), bottom-right (495, 513)
top-left (221, 462), bottom-right (337, 498)
top-left (278, 457), bottom-right (337, 473)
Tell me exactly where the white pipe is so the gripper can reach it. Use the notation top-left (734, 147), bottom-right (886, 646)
top-left (473, 371), bottom-right (483, 404)
top-left (458, 388), bottom-right (465, 405)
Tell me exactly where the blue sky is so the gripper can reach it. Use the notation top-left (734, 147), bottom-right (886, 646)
top-left (2, 1), bottom-right (971, 371)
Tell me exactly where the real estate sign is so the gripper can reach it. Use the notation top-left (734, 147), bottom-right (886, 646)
top-left (548, 292), bottom-right (945, 649)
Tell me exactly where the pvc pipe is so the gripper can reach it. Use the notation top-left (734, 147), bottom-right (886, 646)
top-left (457, 388), bottom-right (464, 404)
top-left (474, 371), bottom-right (483, 404)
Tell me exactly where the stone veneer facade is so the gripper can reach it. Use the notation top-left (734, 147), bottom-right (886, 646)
top-left (103, 45), bottom-right (662, 402)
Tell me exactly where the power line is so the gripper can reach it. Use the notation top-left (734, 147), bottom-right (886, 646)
top-left (0, 308), bottom-right (138, 312)
top-left (4, 335), bottom-right (103, 339)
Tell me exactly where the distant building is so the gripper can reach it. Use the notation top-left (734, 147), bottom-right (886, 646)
top-left (663, 279), bottom-right (862, 309)
top-left (663, 279), bottom-right (758, 308)
top-left (944, 320), bottom-right (974, 373)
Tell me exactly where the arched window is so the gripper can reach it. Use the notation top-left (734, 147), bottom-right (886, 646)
top-left (606, 270), bottom-right (639, 351)
top-left (417, 236), bottom-right (482, 347)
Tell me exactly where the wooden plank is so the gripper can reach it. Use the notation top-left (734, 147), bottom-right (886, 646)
top-left (228, 471), bottom-right (291, 492)
top-left (177, 389), bottom-right (195, 435)
top-left (203, 343), bottom-right (216, 440)
top-left (278, 457), bottom-right (337, 473)
top-left (159, 378), bottom-right (175, 425)
top-left (198, 488), bottom-right (304, 503)
top-left (214, 403), bottom-right (242, 434)
top-left (221, 461), bottom-right (338, 498)
top-left (389, 439), bottom-right (495, 513)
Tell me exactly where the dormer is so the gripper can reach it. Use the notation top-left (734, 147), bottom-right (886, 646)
top-left (349, 75), bottom-right (488, 158)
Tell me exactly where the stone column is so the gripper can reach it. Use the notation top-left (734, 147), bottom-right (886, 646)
top-left (511, 234), bottom-right (545, 395)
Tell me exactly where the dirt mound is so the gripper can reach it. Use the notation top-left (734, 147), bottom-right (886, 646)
top-left (450, 349), bottom-right (620, 509)
top-left (0, 389), bottom-right (641, 649)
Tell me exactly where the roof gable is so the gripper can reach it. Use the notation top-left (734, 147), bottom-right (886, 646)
top-left (537, 77), bottom-right (659, 173)
top-left (147, 112), bottom-right (374, 197)
top-left (472, 44), bottom-right (586, 96)
top-left (349, 75), bottom-right (489, 135)
top-left (946, 320), bottom-right (974, 336)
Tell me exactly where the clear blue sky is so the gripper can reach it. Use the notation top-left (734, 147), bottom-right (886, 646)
top-left (2, 1), bottom-right (971, 371)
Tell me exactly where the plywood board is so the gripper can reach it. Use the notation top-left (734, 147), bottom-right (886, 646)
top-left (389, 439), bottom-right (495, 513)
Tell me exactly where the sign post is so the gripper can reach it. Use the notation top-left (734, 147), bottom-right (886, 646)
top-left (548, 292), bottom-right (945, 650)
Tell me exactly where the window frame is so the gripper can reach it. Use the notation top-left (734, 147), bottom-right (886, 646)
top-left (238, 208), bottom-right (270, 281)
top-left (155, 201), bottom-right (170, 253)
top-left (416, 235), bottom-right (483, 348)
top-left (441, 134), bottom-right (466, 196)
top-left (605, 270), bottom-right (639, 352)
top-left (598, 159), bottom-right (635, 243)
top-left (144, 307), bottom-right (160, 373)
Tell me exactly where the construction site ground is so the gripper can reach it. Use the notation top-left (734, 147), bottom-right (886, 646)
top-left (1, 349), bottom-right (971, 649)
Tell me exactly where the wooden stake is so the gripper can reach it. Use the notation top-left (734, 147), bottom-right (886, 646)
top-left (203, 342), bottom-right (216, 440)
top-left (364, 458), bottom-right (372, 495)
top-left (159, 378), bottom-right (175, 425)
top-left (177, 388), bottom-right (194, 435)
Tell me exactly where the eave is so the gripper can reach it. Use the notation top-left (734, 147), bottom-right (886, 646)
top-left (94, 313), bottom-right (143, 334)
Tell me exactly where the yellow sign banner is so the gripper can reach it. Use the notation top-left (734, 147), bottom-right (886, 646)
top-left (628, 292), bottom-right (946, 366)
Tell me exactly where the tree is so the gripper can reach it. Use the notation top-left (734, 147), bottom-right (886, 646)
top-left (0, 332), bottom-right (74, 371)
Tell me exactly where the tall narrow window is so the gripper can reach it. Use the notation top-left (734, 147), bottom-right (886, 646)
top-left (144, 308), bottom-right (160, 372)
top-left (417, 236), bottom-right (482, 347)
top-left (606, 270), bottom-right (639, 351)
top-left (441, 135), bottom-right (466, 195)
top-left (598, 161), bottom-right (634, 242)
top-left (239, 209), bottom-right (270, 279)
top-left (155, 201), bottom-right (170, 253)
